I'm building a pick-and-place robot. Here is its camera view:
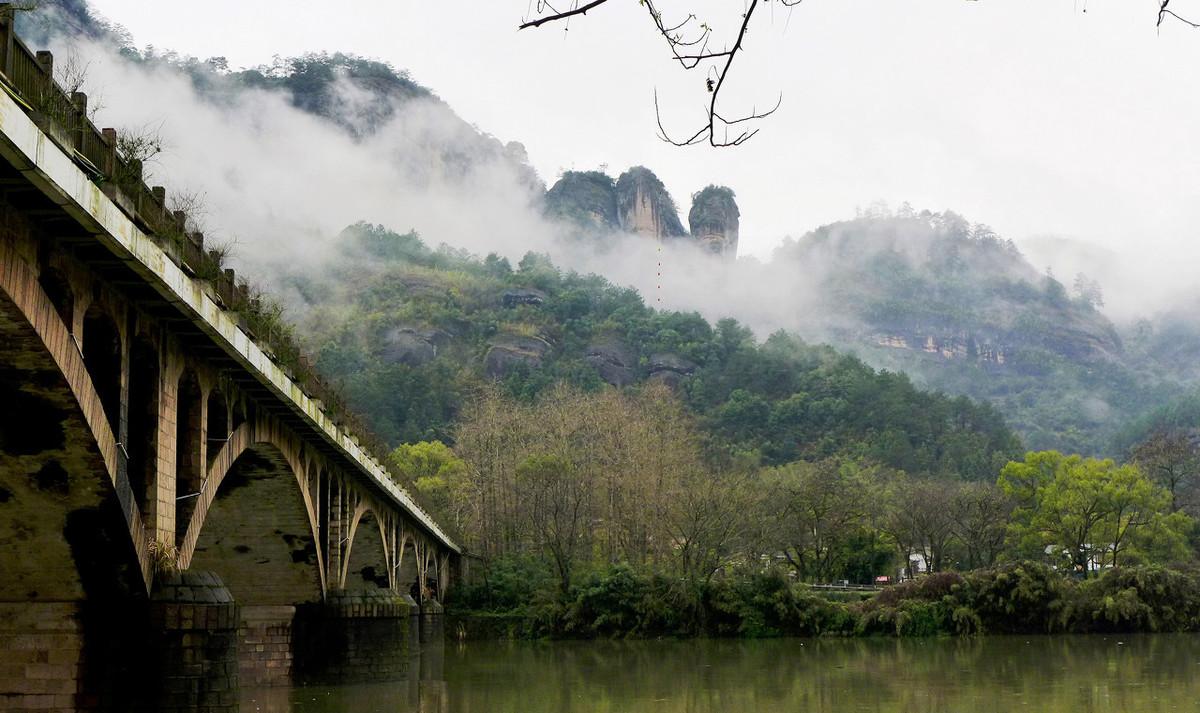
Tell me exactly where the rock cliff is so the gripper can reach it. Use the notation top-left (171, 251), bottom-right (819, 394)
top-left (688, 185), bottom-right (740, 258)
top-left (615, 167), bottom-right (689, 240)
top-left (545, 167), bottom-right (739, 258)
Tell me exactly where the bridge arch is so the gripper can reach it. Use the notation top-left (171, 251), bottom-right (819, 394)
top-left (126, 333), bottom-right (159, 514)
top-left (173, 368), bottom-right (204, 549)
top-left (36, 265), bottom-right (73, 333)
top-left (342, 505), bottom-right (393, 591)
top-left (0, 241), bottom-right (149, 593)
top-left (179, 419), bottom-right (326, 602)
top-left (80, 303), bottom-right (122, 438)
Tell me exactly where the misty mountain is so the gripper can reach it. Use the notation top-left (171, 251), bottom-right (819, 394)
top-left (30, 0), bottom-right (1199, 457)
top-left (771, 209), bottom-right (1164, 454)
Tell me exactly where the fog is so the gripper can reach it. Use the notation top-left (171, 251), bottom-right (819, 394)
top-left (44, 35), bottom-right (838, 339)
top-left (46, 4), bottom-right (1200, 339)
top-left (76, 0), bottom-right (1200, 328)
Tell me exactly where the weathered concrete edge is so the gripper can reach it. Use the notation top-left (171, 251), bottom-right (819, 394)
top-left (0, 88), bottom-right (459, 553)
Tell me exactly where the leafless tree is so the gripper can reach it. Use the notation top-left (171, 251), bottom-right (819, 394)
top-left (521, 1), bottom-right (1195, 146)
top-left (1131, 428), bottom-right (1200, 513)
top-left (950, 482), bottom-right (1012, 570)
top-left (1159, 0), bottom-right (1200, 28)
top-left (519, 0), bottom-right (799, 147)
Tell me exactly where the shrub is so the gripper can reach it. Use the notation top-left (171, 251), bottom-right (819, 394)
top-left (1069, 566), bottom-right (1200, 633)
top-left (961, 562), bottom-right (1066, 634)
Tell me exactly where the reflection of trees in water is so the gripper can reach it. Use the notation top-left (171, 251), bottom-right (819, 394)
top-left (434, 636), bottom-right (1200, 713)
top-left (240, 636), bottom-right (1200, 712)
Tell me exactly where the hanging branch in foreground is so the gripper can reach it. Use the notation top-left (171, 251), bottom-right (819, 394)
top-left (1159, 0), bottom-right (1200, 28)
top-left (519, 0), bottom-right (799, 147)
top-left (522, 0), bottom-right (1196, 148)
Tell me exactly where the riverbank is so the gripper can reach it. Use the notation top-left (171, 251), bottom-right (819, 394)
top-left (447, 562), bottom-right (1200, 639)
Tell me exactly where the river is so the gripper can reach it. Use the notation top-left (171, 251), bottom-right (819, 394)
top-left (243, 634), bottom-right (1200, 712)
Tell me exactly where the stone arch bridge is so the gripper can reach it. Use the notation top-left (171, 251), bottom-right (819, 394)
top-left (0, 25), bottom-right (459, 713)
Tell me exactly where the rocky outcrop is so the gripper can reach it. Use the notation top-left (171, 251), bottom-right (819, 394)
top-left (873, 331), bottom-right (1008, 365)
top-left (646, 352), bottom-right (697, 388)
top-left (616, 167), bottom-right (688, 240)
top-left (688, 185), bottom-right (739, 259)
top-left (585, 340), bottom-right (635, 386)
top-left (544, 171), bottom-right (619, 231)
top-left (544, 166), bottom-right (741, 257)
top-left (381, 326), bottom-right (451, 366)
top-left (502, 288), bottom-right (547, 308)
top-left (484, 334), bottom-right (552, 379)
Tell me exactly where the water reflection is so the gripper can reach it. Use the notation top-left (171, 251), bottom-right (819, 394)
top-left (243, 634), bottom-right (1200, 713)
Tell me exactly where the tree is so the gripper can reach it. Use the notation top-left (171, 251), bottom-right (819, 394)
top-left (950, 482), bottom-right (1013, 569)
top-left (516, 453), bottom-right (592, 595)
top-left (664, 469), bottom-right (753, 595)
top-left (1001, 452), bottom-right (1114, 571)
top-left (1072, 273), bottom-right (1104, 309)
top-left (882, 476), bottom-right (957, 574)
top-left (764, 458), bottom-right (873, 582)
top-left (390, 440), bottom-right (468, 531)
top-left (999, 451), bottom-right (1185, 572)
top-left (1131, 429), bottom-right (1200, 513)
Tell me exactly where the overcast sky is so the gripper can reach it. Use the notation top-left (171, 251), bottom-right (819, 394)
top-left (84, 1), bottom-right (1199, 288)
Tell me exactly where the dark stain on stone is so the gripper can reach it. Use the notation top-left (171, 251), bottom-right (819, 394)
top-left (31, 460), bottom-right (68, 495)
top-left (215, 449), bottom-right (279, 498)
top-left (0, 376), bottom-right (66, 455)
top-left (282, 532), bottom-right (318, 565)
top-left (233, 544), bottom-right (251, 554)
top-left (0, 487), bottom-right (12, 503)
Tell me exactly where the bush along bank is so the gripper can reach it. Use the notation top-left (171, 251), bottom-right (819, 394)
top-left (445, 561), bottom-right (1200, 639)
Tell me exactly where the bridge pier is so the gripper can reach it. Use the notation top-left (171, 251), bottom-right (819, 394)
top-left (148, 572), bottom-right (239, 713)
top-left (237, 606), bottom-right (296, 687)
top-left (292, 590), bottom-right (417, 684)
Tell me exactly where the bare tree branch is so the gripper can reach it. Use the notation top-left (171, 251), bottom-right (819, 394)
top-left (518, 0), bottom-right (613, 30)
top-left (521, 0), bottom-right (791, 147)
top-left (522, 0), bottom-right (1190, 148)
top-left (1160, 0), bottom-right (1200, 28)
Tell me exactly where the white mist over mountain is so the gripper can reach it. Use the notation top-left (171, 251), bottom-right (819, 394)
top-left (43, 0), bottom-right (1200, 335)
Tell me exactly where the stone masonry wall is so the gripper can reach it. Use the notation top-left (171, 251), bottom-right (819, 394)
top-left (238, 606), bottom-right (295, 687)
top-left (149, 572), bottom-right (239, 713)
top-left (292, 590), bottom-right (413, 684)
top-left (0, 603), bottom-right (84, 713)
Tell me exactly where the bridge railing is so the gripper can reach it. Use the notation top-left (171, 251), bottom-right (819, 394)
top-left (0, 5), bottom-right (453, 545)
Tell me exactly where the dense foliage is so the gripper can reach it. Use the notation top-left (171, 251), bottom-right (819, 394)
top-left (296, 223), bottom-right (1021, 478)
top-left (448, 562), bottom-right (1200, 639)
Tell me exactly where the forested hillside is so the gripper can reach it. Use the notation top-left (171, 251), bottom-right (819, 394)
top-left (768, 208), bottom-right (1176, 454)
top-left (290, 223), bottom-right (1021, 479)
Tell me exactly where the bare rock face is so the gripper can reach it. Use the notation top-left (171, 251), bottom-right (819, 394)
top-left (646, 352), bottom-right (697, 389)
top-left (484, 334), bottom-right (552, 379)
top-left (649, 352), bottom-right (698, 375)
top-left (616, 167), bottom-right (688, 240)
top-left (381, 326), bottom-right (451, 366)
top-left (585, 341), bottom-right (635, 386)
top-left (688, 185), bottom-right (740, 259)
top-left (502, 288), bottom-right (547, 308)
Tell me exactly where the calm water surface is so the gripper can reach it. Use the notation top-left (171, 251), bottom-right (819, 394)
top-left (243, 635), bottom-right (1200, 712)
